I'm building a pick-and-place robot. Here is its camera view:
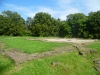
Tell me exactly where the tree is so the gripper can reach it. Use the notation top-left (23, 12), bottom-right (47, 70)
top-left (26, 17), bottom-right (32, 26)
top-left (67, 13), bottom-right (87, 38)
top-left (30, 12), bottom-right (60, 37)
top-left (25, 17), bottom-right (33, 36)
top-left (48, 18), bottom-right (60, 36)
top-left (0, 10), bottom-right (26, 36)
top-left (59, 21), bottom-right (71, 37)
top-left (0, 14), bottom-right (8, 35)
top-left (87, 11), bottom-right (100, 39)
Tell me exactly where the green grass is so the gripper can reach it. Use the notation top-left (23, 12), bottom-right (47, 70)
top-left (87, 41), bottom-right (100, 66)
top-left (0, 54), bottom-right (14, 75)
top-left (0, 36), bottom-right (99, 75)
top-left (0, 37), bottom-right (69, 53)
top-left (11, 52), bottom-right (97, 75)
top-left (88, 41), bottom-right (100, 53)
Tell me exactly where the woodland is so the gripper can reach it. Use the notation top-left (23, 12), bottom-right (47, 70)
top-left (0, 10), bottom-right (100, 39)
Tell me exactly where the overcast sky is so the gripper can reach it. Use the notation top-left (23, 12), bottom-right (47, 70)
top-left (0, 0), bottom-right (100, 20)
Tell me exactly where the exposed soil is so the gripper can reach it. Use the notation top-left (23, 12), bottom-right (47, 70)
top-left (28, 38), bottom-right (96, 44)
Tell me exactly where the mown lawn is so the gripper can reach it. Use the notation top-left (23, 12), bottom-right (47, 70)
top-left (0, 36), bottom-right (69, 53)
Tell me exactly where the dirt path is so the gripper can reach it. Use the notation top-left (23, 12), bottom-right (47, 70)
top-left (42, 38), bottom-right (96, 44)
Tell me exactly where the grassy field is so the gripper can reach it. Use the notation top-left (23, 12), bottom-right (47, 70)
top-left (86, 41), bottom-right (100, 64)
top-left (0, 36), bottom-right (100, 75)
top-left (0, 36), bottom-right (69, 53)
top-left (88, 41), bottom-right (100, 53)
top-left (6, 52), bottom-right (98, 75)
top-left (0, 54), bottom-right (14, 75)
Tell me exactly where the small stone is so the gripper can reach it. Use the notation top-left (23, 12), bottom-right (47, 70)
top-left (51, 62), bottom-right (61, 67)
top-left (89, 49), bottom-right (98, 54)
top-left (94, 66), bottom-right (100, 72)
top-left (93, 60), bottom-right (100, 64)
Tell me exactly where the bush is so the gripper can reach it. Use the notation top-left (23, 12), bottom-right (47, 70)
top-left (83, 31), bottom-right (89, 38)
top-left (89, 34), bottom-right (94, 39)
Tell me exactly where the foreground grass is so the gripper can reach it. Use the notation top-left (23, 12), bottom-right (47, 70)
top-left (10, 52), bottom-right (97, 75)
top-left (87, 41), bottom-right (100, 68)
top-left (0, 36), bottom-right (99, 75)
top-left (88, 41), bottom-right (100, 53)
top-left (0, 37), bottom-right (69, 53)
top-left (0, 54), bottom-right (14, 75)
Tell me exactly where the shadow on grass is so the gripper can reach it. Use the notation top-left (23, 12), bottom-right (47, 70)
top-left (0, 54), bottom-right (14, 75)
top-left (0, 64), bottom-right (12, 74)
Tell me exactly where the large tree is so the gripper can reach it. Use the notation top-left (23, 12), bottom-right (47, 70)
top-left (25, 17), bottom-right (33, 36)
top-left (0, 10), bottom-right (26, 36)
top-left (87, 11), bottom-right (100, 39)
top-left (30, 12), bottom-right (60, 37)
top-left (67, 13), bottom-right (87, 38)
top-left (59, 21), bottom-right (71, 37)
top-left (0, 14), bottom-right (9, 35)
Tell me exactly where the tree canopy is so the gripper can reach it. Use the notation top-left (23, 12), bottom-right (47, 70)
top-left (67, 13), bottom-right (87, 38)
top-left (29, 12), bottom-right (60, 37)
top-left (87, 11), bottom-right (100, 39)
top-left (0, 10), bottom-right (25, 36)
top-left (0, 10), bottom-right (100, 39)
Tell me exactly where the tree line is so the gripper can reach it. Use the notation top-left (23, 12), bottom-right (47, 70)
top-left (0, 10), bottom-right (100, 39)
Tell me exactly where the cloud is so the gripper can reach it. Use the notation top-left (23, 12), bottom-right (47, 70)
top-left (54, 0), bottom-right (81, 20)
top-left (3, 1), bottom-right (82, 20)
top-left (36, 6), bottom-right (80, 20)
top-left (58, 8), bottom-right (80, 20)
top-left (4, 4), bottom-right (33, 13)
top-left (4, 4), bottom-right (36, 19)
top-left (36, 6), bottom-right (59, 18)
top-left (56, 0), bottom-right (73, 9)
top-left (0, 11), bottom-right (2, 14)
top-left (83, 0), bottom-right (100, 13)
top-left (4, 4), bottom-right (58, 19)
top-left (3, 0), bottom-right (100, 20)
top-left (55, 0), bottom-right (100, 17)
top-left (4, 3), bottom-right (81, 20)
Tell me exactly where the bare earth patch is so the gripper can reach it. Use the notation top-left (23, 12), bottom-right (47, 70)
top-left (42, 38), bottom-right (96, 44)
top-left (27, 38), bottom-right (96, 44)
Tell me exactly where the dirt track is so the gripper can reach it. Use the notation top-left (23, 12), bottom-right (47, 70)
top-left (44, 38), bottom-right (96, 44)
top-left (29, 38), bottom-right (96, 44)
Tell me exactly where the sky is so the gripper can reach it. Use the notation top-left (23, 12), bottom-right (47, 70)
top-left (0, 0), bottom-right (100, 20)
